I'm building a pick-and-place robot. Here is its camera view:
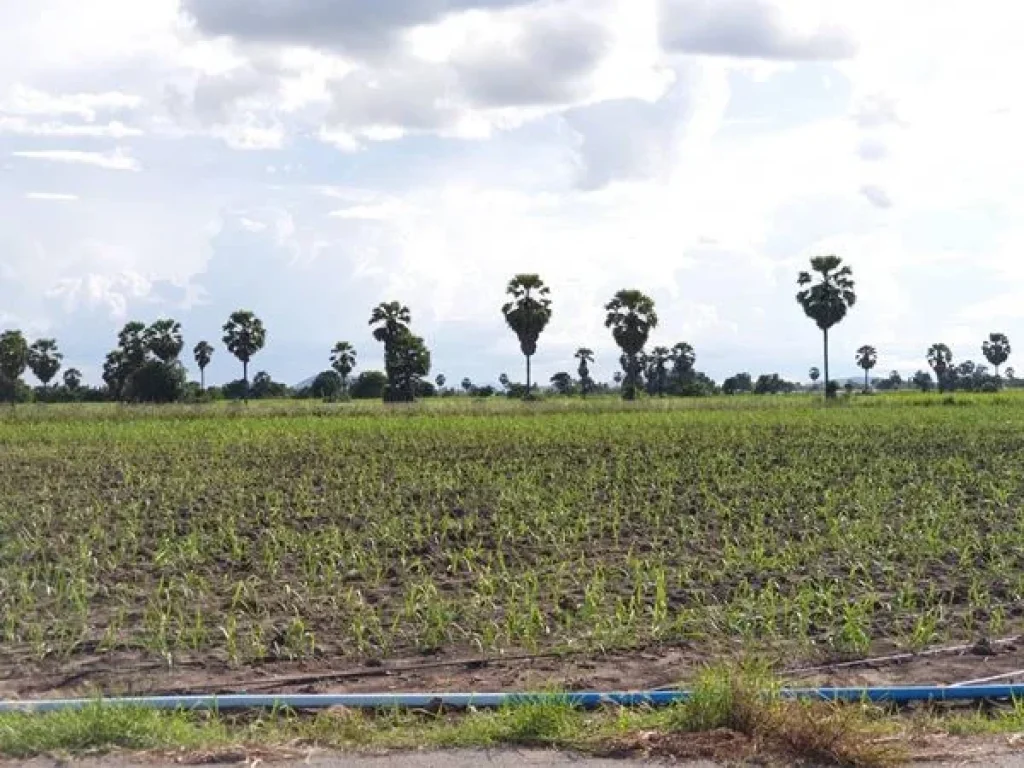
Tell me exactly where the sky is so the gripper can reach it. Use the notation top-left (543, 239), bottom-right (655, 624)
top-left (2, 0), bottom-right (1023, 387)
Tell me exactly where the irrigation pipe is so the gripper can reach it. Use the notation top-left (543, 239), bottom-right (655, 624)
top-left (6, 685), bottom-right (1024, 713)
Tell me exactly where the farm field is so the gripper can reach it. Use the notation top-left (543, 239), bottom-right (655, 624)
top-left (3, 393), bottom-right (1024, 697)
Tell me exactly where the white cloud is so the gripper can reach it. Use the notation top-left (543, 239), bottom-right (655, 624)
top-left (1, 85), bottom-right (142, 120)
top-left (659, 0), bottom-right (857, 61)
top-left (11, 148), bottom-right (141, 171)
top-left (0, 117), bottom-right (142, 137)
top-left (25, 192), bottom-right (79, 201)
top-left (2, 0), bottom-right (1024, 386)
top-left (859, 184), bottom-right (891, 209)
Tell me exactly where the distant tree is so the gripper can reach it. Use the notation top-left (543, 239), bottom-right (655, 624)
top-left (754, 373), bottom-right (795, 395)
top-left (461, 377), bottom-right (473, 394)
top-left (796, 255), bottom-right (856, 399)
top-left (330, 341), bottom-right (357, 395)
top-left (876, 370), bottom-right (903, 391)
top-left (498, 373), bottom-right (510, 391)
top-left (605, 289), bottom-right (658, 401)
top-left (63, 367), bottom-right (82, 391)
top-left (193, 341), bottom-right (214, 390)
top-left (1006, 366), bottom-right (1017, 384)
top-left (809, 366), bottom-right (820, 385)
top-left (0, 330), bottom-right (29, 405)
top-left (855, 345), bottom-right (878, 392)
top-left (983, 333), bottom-right (1011, 378)
top-left (723, 372), bottom-right (753, 395)
top-left (370, 301), bottom-right (413, 401)
top-left (389, 331), bottom-right (431, 402)
top-left (550, 372), bottom-right (574, 395)
top-left (126, 359), bottom-right (187, 403)
top-left (671, 343), bottom-right (696, 377)
top-left (312, 370), bottom-right (343, 400)
top-left (435, 374), bottom-right (446, 390)
top-left (117, 321), bottom-right (148, 369)
top-left (575, 348), bottom-right (595, 397)
top-left (912, 370), bottom-right (935, 392)
top-left (145, 319), bottom-right (184, 363)
top-left (350, 370), bottom-right (388, 400)
top-left (222, 310), bottom-right (266, 401)
top-left (27, 338), bottom-right (62, 388)
top-left (102, 349), bottom-right (127, 400)
top-left (613, 371), bottom-right (623, 386)
top-left (501, 274), bottom-right (552, 398)
top-left (648, 346), bottom-right (671, 397)
top-left (927, 343), bottom-right (954, 393)
top-left (250, 371), bottom-right (289, 399)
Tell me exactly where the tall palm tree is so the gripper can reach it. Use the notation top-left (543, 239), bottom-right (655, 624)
top-left (605, 289), bottom-right (658, 401)
top-left (26, 338), bottom-right (62, 389)
top-left (856, 345), bottom-right (878, 392)
top-left (671, 342), bottom-right (695, 377)
top-left (574, 348), bottom-right (595, 397)
top-left (809, 366), bottom-right (820, 384)
top-left (193, 341), bottom-right (214, 390)
top-left (222, 310), bottom-right (267, 400)
top-left (796, 255), bottom-right (856, 399)
top-left (330, 341), bottom-right (357, 395)
top-left (983, 333), bottom-right (1011, 378)
top-left (501, 274), bottom-right (552, 398)
top-left (927, 343), bottom-right (953, 393)
top-left (369, 301), bottom-right (411, 397)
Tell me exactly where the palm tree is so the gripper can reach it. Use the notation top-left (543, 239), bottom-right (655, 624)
top-left (983, 333), bottom-right (1011, 378)
top-left (575, 348), bottom-right (595, 397)
top-left (435, 374), bottom-right (446, 391)
top-left (63, 368), bottom-right (82, 391)
top-left (222, 310), bottom-right (267, 400)
top-left (809, 367), bottom-right (821, 386)
top-left (671, 342), bottom-right (695, 376)
top-left (855, 345), bottom-right (878, 392)
top-left (501, 274), bottom-right (552, 398)
top-left (330, 341), bottom-right (357, 395)
top-left (649, 346), bottom-right (671, 396)
top-left (193, 341), bottom-right (214, 390)
top-left (145, 319), bottom-right (184, 363)
top-left (498, 373), bottom-right (510, 391)
top-left (927, 343), bottom-right (954, 393)
top-left (369, 301), bottom-right (412, 400)
top-left (461, 377), bottom-right (473, 394)
top-left (605, 289), bottom-right (658, 401)
top-left (26, 338), bottom-right (62, 389)
top-left (796, 255), bottom-right (856, 399)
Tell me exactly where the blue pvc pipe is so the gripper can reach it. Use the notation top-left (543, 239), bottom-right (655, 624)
top-left (3, 685), bottom-right (1024, 713)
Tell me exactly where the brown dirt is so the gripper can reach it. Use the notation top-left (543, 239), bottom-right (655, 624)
top-left (4, 636), bottom-right (1024, 700)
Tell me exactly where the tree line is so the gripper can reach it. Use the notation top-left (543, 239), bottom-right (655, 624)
top-left (0, 259), bottom-right (1015, 404)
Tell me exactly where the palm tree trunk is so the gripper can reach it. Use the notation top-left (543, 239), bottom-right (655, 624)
top-left (243, 360), bottom-right (249, 403)
top-left (526, 354), bottom-right (532, 398)
top-left (200, 368), bottom-right (205, 391)
top-left (864, 368), bottom-right (869, 393)
top-left (823, 329), bottom-right (830, 400)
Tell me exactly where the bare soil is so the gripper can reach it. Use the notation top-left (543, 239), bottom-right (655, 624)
top-left (4, 636), bottom-right (1024, 700)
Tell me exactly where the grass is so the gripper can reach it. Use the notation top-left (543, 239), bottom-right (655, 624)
top-left (0, 667), bottom-right (903, 765)
top-left (3, 392), bottom-right (1024, 667)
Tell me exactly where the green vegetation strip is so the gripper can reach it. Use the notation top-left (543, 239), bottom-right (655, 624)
top-left (3, 395), bottom-right (1024, 665)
